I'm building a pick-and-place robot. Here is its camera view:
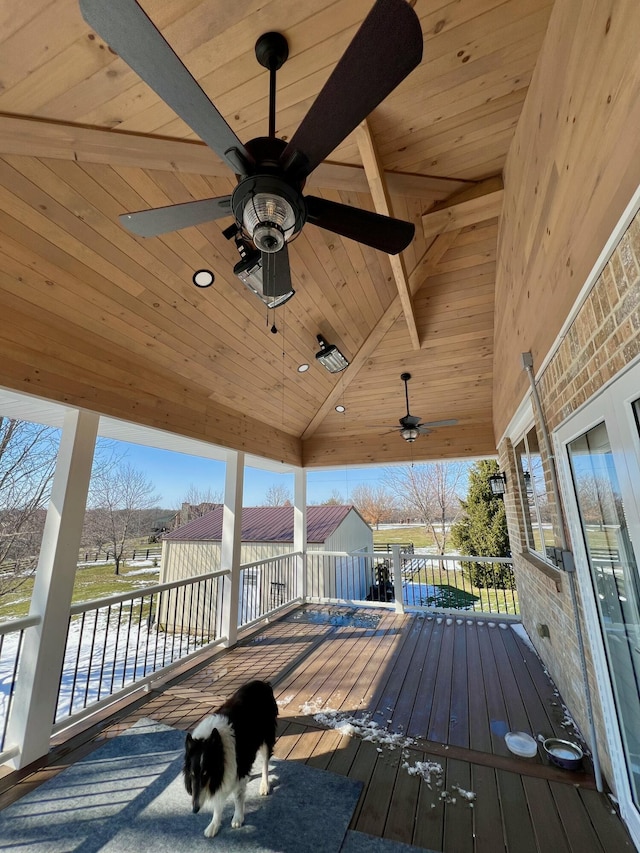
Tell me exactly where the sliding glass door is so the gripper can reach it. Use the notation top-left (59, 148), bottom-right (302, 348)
top-left (557, 361), bottom-right (640, 842)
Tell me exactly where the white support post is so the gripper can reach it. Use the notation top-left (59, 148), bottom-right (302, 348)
top-left (391, 545), bottom-right (405, 614)
top-left (7, 409), bottom-right (98, 768)
top-left (220, 450), bottom-right (244, 647)
top-left (293, 467), bottom-right (307, 601)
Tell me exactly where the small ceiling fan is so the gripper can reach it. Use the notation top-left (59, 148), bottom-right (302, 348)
top-left (388, 373), bottom-right (458, 442)
top-left (79, 0), bottom-right (423, 307)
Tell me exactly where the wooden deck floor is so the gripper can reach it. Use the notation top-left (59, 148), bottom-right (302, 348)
top-left (0, 605), bottom-right (635, 852)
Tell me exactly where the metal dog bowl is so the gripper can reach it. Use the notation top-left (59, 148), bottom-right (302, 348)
top-left (543, 737), bottom-right (584, 770)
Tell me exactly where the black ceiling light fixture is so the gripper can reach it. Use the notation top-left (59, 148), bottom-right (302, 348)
top-left (224, 224), bottom-right (295, 308)
top-left (79, 0), bottom-right (422, 304)
top-left (315, 335), bottom-right (349, 373)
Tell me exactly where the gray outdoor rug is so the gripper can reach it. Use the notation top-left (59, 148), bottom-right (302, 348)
top-left (0, 719), bottom-right (362, 852)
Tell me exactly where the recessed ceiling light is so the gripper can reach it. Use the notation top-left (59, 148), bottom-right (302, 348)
top-left (297, 363), bottom-right (310, 373)
top-left (335, 405), bottom-right (346, 413)
top-left (193, 269), bottom-right (214, 287)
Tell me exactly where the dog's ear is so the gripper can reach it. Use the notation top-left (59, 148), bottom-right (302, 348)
top-left (185, 732), bottom-right (194, 752)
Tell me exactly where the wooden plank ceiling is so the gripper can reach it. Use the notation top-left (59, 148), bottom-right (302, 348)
top-left (0, 0), bottom-right (554, 468)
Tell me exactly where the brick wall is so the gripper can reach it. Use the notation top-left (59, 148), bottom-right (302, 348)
top-left (498, 208), bottom-right (640, 790)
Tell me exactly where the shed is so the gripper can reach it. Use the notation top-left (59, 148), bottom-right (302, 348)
top-left (160, 505), bottom-right (373, 626)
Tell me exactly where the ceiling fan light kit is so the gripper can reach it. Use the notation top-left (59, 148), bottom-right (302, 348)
top-left (401, 426), bottom-right (420, 443)
top-left (79, 0), bottom-right (422, 308)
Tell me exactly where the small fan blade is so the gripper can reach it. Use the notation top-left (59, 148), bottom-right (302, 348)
top-left (120, 196), bottom-right (232, 237)
top-left (280, 0), bottom-right (422, 178)
top-left (262, 246), bottom-right (293, 302)
top-left (306, 195), bottom-right (414, 255)
top-left (79, 0), bottom-right (253, 175)
top-left (419, 419), bottom-right (459, 428)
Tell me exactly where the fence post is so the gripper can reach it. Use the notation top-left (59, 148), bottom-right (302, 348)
top-left (391, 545), bottom-right (405, 614)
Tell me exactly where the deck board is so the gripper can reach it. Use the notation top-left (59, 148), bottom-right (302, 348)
top-left (471, 763), bottom-right (506, 853)
top-left (448, 620), bottom-right (470, 747)
top-left (0, 605), bottom-right (634, 852)
top-left (522, 775), bottom-right (571, 853)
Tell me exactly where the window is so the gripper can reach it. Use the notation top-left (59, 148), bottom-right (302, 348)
top-left (516, 425), bottom-right (553, 561)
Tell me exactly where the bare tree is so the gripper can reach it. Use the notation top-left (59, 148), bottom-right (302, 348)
top-left (383, 462), bottom-right (467, 553)
top-left (88, 461), bottom-right (161, 574)
top-left (181, 484), bottom-right (223, 511)
top-left (350, 484), bottom-right (396, 529)
top-left (318, 489), bottom-right (345, 506)
top-left (0, 418), bottom-right (59, 597)
top-left (264, 484), bottom-right (292, 506)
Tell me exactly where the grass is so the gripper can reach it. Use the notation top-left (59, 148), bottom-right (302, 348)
top-left (372, 526), bottom-right (435, 549)
top-left (403, 563), bottom-right (519, 616)
top-left (0, 561), bottom-right (160, 621)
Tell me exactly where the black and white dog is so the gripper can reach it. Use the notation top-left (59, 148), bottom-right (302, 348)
top-left (183, 680), bottom-right (278, 838)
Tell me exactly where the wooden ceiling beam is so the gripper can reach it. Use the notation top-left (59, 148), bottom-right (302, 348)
top-left (301, 228), bottom-right (461, 441)
top-left (0, 114), bottom-right (465, 199)
top-left (422, 175), bottom-right (504, 241)
top-left (356, 119), bottom-right (420, 350)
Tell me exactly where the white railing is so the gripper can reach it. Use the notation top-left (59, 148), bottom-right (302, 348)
top-left (0, 547), bottom-right (517, 765)
top-left (306, 550), bottom-right (519, 616)
top-left (0, 614), bottom-right (41, 756)
top-left (52, 570), bottom-right (229, 731)
top-left (238, 552), bottom-right (302, 628)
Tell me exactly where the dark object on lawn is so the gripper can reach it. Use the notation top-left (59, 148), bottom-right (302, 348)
top-left (543, 737), bottom-right (584, 770)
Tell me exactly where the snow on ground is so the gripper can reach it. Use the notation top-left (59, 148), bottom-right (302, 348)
top-left (0, 606), bottom-right (210, 734)
top-left (126, 565), bottom-right (161, 576)
top-left (510, 621), bottom-right (539, 652)
top-left (304, 702), bottom-right (475, 807)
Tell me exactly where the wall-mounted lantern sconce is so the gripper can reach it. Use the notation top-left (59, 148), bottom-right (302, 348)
top-left (489, 472), bottom-right (507, 497)
top-left (315, 334), bottom-right (349, 373)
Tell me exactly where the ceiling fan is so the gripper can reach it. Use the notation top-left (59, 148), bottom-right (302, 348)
top-left (389, 373), bottom-right (458, 442)
top-left (79, 0), bottom-right (423, 307)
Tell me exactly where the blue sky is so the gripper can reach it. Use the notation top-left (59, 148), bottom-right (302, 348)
top-left (112, 441), bottom-right (392, 508)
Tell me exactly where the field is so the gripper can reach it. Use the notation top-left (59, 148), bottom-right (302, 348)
top-left (0, 560), bottom-right (161, 621)
top-left (372, 526), bottom-right (435, 549)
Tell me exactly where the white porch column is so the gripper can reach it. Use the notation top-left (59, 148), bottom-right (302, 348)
top-left (7, 408), bottom-right (98, 768)
top-left (293, 467), bottom-right (307, 601)
top-left (220, 450), bottom-right (244, 647)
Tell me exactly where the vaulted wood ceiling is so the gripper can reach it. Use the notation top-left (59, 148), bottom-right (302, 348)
top-left (0, 0), bottom-right (554, 468)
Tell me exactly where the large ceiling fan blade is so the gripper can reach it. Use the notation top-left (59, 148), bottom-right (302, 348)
top-left (281, 0), bottom-right (422, 178)
top-left (119, 196), bottom-right (232, 237)
top-left (79, 0), bottom-right (253, 175)
top-left (305, 195), bottom-right (414, 255)
top-left (261, 246), bottom-right (294, 304)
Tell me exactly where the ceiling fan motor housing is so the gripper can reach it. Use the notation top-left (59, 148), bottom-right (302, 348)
top-left (232, 138), bottom-right (307, 253)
